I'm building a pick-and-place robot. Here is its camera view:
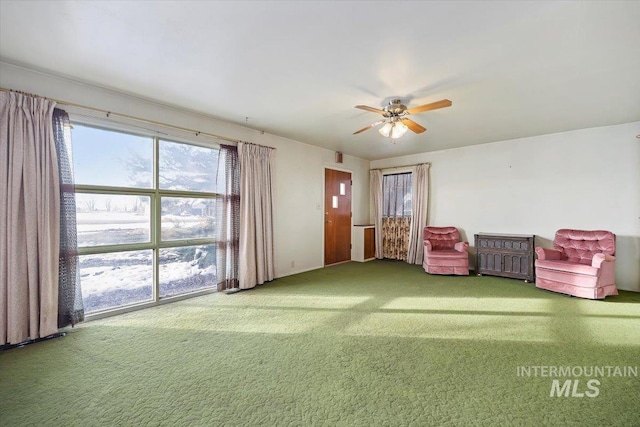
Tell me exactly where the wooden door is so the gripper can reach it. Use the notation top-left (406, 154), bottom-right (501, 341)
top-left (324, 169), bottom-right (352, 265)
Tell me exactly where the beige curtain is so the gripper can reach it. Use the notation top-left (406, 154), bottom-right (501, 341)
top-left (407, 163), bottom-right (430, 264)
top-left (0, 92), bottom-right (60, 345)
top-left (370, 170), bottom-right (383, 259)
top-left (238, 142), bottom-right (276, 289)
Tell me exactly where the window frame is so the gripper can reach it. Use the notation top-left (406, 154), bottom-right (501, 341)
top-left (382, 171), bottom-right (413, 218)
top-left (71, 121), bottom-right (220, 319)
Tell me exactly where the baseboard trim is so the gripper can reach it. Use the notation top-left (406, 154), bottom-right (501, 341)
top-left (1, 332), bottom-right (66, 352)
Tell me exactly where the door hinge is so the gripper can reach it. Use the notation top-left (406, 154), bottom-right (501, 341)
top-left (350, 244), bottom-right (352, 249)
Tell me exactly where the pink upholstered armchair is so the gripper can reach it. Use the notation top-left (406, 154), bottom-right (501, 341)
top-left (423, 226), bottom-right (470, 275)
top-left (535, 229), bottom-right (618, 299)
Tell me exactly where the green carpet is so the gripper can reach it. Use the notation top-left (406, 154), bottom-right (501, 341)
top-left (1, 260), bottom-right (639, 426)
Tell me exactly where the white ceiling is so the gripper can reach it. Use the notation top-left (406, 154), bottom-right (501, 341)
top-left (1, 1), bottom-right (639, 160)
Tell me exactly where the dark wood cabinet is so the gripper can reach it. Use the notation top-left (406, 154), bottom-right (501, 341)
top-left (475, 233), bottom-right (535, 282)
top-left (364, 227), bottom-right (375, 260)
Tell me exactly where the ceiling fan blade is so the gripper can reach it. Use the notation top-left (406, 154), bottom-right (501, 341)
top-left (401, 118), bottom-right (426, 134)
top-left (355, 105), bottom-right (386, 115)
top-left (353, 120), bottom-right (385, 135)
top-left (406, 99), bottom-right (452, 115)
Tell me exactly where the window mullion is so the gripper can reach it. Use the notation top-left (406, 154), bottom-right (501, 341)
top-left (158, 238), bottom-right (217, 248)
top-left (153, 136), bottom-right (160, 303)
top-left (73, 185), bottom-right (156, 195)
top-left (78, 243), bottom-right (154, 255)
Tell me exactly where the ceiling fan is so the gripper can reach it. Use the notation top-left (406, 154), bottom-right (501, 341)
top-left (353, 98), bottom-right (452, 139)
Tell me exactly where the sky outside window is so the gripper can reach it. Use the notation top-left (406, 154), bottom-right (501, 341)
top-left (72, 124), bottom-right (153, 188)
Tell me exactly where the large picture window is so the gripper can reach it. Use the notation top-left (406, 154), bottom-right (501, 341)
top-left (72, 124), bottom-right (219, 314)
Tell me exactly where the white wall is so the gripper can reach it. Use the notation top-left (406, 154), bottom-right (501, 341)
top-left (0, 62), bottom-right (371, 278)
top-left (372, 123), bottom-right (640, 291)
top-left (260, 134), bottom-right (370, 275)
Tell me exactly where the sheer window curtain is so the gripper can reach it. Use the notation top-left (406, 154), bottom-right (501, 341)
top-left (238, 142), bottom-right (275, 290)
top-left (53, 108), bottom-right (84, 327)
top-left (406, 163), bottom-right (430, 264)
top-left (215, 144), bottom-right (240, 291)
top-left (1, 92), bottom-right (60, 345)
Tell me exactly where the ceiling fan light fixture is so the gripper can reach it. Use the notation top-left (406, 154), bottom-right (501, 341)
top-left (378, 121), bottom-right (408, 139)
top-left (378, 122), bottom-right (393, 138)
top-left (355, 98), bottom-right (450, 138)
top-left (391, 122), bottom-right (408, 139)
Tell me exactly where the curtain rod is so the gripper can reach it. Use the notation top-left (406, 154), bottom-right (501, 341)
top-left (371, 162), bottom-right (431, 171)
top-left (0, 86), bottom-right (242, 144)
